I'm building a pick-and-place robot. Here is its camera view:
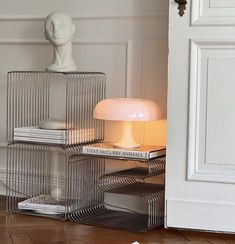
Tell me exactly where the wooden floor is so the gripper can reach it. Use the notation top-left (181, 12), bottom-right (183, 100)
top-left (1, 198), bottom-right (235, 244)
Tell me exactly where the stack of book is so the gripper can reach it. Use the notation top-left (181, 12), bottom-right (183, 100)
top-left (14, 126), bottom-right (95, 145)
top-left (82, 142), bottom-right (166, 160)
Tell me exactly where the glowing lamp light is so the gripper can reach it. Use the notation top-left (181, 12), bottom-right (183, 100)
top-left (93, 98), bottom-right (162, 148)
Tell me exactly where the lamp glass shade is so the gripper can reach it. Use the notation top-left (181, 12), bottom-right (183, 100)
top-left (93, 98), bottom-right (161, 121)
top-left (93, 98), bottom-right (162, 148)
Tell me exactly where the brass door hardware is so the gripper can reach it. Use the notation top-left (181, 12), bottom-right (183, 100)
top-left (175, 0), bottom-right (187, 17)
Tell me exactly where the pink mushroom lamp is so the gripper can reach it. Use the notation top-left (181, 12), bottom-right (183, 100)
top-left (93, 98), bottom-right (162, 148)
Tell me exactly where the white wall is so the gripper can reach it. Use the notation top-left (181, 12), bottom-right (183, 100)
top-left (0, 0), bottom-right (168, 193)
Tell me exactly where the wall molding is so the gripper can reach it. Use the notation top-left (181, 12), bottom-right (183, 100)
top-left (141, 38), bottom-right (168, 97)
top-left (141, 38), bottom-right (168, 144)
top-left (0, 13), bottom-right (168, 22)
top-left (0, 39), bottom-right (128, 45)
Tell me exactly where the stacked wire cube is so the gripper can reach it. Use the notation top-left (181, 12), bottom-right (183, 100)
top-left (7, 72), bottom-right (105, 144)
top-left (68, 155), bottom-right (165, 232)
top-left (6, 71), bottom-right (165, 232)
top-left (6, 71), bottom-right (106, 219)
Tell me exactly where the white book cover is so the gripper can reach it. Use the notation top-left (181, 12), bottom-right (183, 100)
top-left (82, 142), bottom-right (166, 159)
top-left (18, 195), bottom-right (75, 214)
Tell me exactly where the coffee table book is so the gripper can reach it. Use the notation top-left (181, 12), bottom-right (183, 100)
top-left (82, 142), bottom-right (166, 160)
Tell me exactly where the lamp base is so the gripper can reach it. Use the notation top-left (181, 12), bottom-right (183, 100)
top-left (114, 142), bottom-right (140, 149)
top-left (114, 121), bottom-right (140, 149)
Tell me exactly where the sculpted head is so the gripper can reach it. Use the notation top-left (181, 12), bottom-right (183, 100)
top-left (44, 11), bottom-right (76, 46)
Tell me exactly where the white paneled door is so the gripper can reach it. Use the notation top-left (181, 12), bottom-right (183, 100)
top-left (166, 0), bottom-right (235, 232)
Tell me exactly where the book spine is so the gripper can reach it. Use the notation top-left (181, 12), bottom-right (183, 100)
top-left (14, 133), bottom-right (95, 145)
top-left (14, 128), bottom-right (94, 135)
top-left (82, 147), bottom-right (149, 159)
top-left (14, 136), bottom-right (67, 144)
top-left (14, 128), bottom-right (66, 135)
top-left (14, 132), bottom-right (66, 139)
top-left (150, 150), bottom-right (166, 158)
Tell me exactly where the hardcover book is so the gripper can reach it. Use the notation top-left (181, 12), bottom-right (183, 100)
top-left (82, 142), bottom-right (166, 159)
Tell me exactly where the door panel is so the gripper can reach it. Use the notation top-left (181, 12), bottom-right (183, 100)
top-left (188, 40), bottom-right (235, 183)
top-left (211, 0), bottom-right (235, 8)
top-left (166, 0), bottom-right (235, 232)
top-left (192, 0), bottom-right (235, 25)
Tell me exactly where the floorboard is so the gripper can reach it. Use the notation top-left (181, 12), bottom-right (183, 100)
top-left (1, 196), bottom-right (235, 244)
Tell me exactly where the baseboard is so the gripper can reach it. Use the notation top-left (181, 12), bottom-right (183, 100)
top-left (0, 168), bottom-right (7, 196)
top-left (166, 199), bottom-right (235, 233)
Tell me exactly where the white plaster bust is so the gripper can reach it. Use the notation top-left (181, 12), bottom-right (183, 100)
top-left (44, 11), bottom-right (77, 72)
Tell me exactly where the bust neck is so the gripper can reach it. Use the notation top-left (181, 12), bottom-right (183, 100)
top-left (47, 42), bottom-right (77, 72)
